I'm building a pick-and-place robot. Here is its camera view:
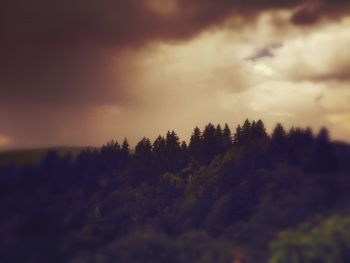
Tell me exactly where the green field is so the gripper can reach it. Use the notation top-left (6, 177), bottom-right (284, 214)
top-left (0, 147), bottom-right (90, 166)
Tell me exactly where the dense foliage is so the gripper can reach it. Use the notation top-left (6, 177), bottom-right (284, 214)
top-left (0, 120), bottom-right (349, 263)
top-left (270, 214), bottom-right (350, 263)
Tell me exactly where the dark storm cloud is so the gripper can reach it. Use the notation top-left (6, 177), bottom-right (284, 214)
top-left (2, 0), bottom-right (349, 49)
top-left (291, 7), bottom-right (321, 25)
top-left (1, 0), bottom-right (350, 105)
top-left (290, 0), bottom-right (350, 25)
top-left (0, 44), bottom-right (120, 106)
top-left (0, 0), bottom-right (299, 46)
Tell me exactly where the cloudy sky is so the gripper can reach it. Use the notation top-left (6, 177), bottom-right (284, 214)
top-left (1, 0), bottom-right (350, 149)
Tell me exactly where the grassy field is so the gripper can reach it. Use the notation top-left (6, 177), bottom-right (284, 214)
top-left (0, 147), bottom-right (90, 166)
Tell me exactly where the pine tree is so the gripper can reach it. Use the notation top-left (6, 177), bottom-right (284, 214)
top-left (121, 138), bottom-right (130, 155)
top-left (215, 124), bottom-right (224, 155)
top-left (310, 127), bottom-right (338, 173)
top-left (234, 119), bottom-right (251, 146)
top-left (153, 135), bottom-right (166, 157)
top-left (189, 127), bottom-right (202, 161)
top-left (303, 127), bottom-right (314, 147)
top-left (135, 137), bottom-right (152, 162)
top-left (202, 123), bottom-right (217, 162)
top-left (166, 131), bottom-right (181, 155)
top-left (254, 119), bottom-right (268, 140)
top-left (180, 141), bottom-right (189, 167)
top-left (234, 124), bottom-right (243, 145)
top-left (165, 131), bottom-right (182, 172)
top-left (242, 119), bottom-right (252, 144)
top-left (181, 141), bottom-right (188, 151)
top-left (271, 123), bottom-right (287, 158)
top-left (222, 123), bottom-right (232, 151)
top-left (120, 138), bottom-right (130, 169)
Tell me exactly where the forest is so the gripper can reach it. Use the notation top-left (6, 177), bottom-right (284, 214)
top-left (1, 119), bottom-right (350, 263)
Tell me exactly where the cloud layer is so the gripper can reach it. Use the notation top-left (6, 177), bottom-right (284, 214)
top-left (1, 0), bottom-right (350, 148)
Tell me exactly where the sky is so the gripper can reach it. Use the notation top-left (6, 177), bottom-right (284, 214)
top-left (1, 0), bottom-right (350, 149)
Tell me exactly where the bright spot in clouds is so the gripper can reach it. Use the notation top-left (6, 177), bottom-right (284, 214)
top-left (0, 135), bottom-right (11, 149)
top-left (253, 63), bottom-right (274, 76)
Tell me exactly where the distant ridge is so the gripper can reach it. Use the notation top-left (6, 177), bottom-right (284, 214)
top-left (0, 146), bottom-right (92, 166)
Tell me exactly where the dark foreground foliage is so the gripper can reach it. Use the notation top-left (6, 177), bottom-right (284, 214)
top-left (269, 214), bottom-right (350, 263)
top-left (0, 120), bottom-right (349, 263)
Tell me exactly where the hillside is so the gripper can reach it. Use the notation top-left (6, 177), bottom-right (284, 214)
top-left (1, 120), bottom-right (350, 263)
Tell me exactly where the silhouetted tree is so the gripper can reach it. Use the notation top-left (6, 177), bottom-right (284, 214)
top-left (234, 124), bottom-right (243, 145)
top-left (222, 123), bottom-right (232, 151)
top-left (242, 119), bottom-right (252, 144)
top-left (287, 127), bottom-right (314, 164)
top-left (202, 123), bottom-right (218, 162)
top-left (165, 131), bottom-right (184, 172)
top-left (100, 140), bottom-right (121, 171)
top-left (120, 138), bottom-right (130, 169)
top-left (234, 119), bottom-right (253, 146)
top-left (121, 138), bottom-right (130, 155)
top-left (215, 124), bottom-right (224, 154)
top-left (189, 127), bottom-right (202, 162)
top-left (153, 136), bottom-right (166, 157)
top-left (166, 131), bottom-right (181, 154)
top-left (135, 137), bottom-right (152, 162)
top-left (252, 119), bottom-right (268, 141)
top-left (180, 141), bottom-right (187, 152)
top-left (310, 127), bottom-right (338, 173)
top-left (180, 141), bottom-right (189, 165)
top-left (271, 123), bottom-right (288, 159)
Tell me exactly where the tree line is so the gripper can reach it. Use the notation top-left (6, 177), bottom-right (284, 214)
top-left (0, 119), bottom-right (348, 263)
